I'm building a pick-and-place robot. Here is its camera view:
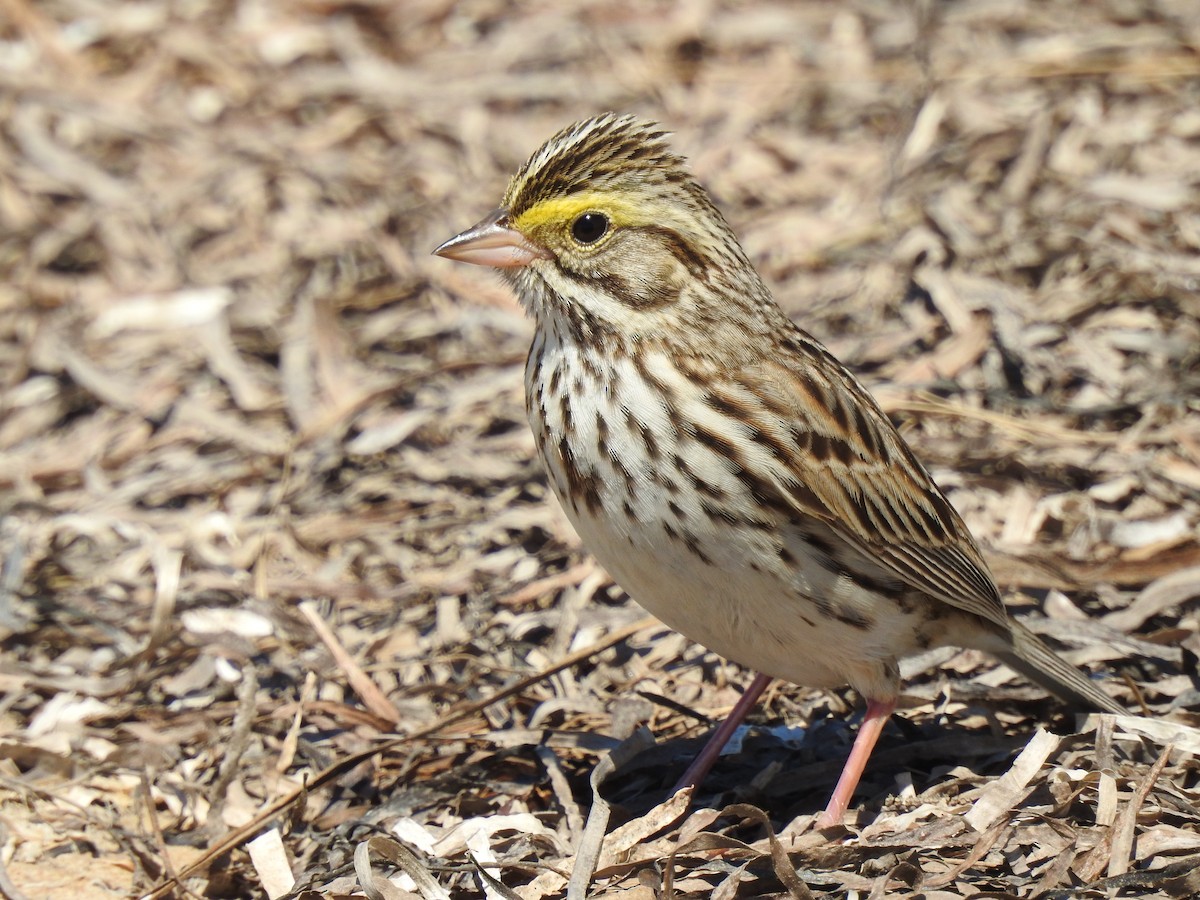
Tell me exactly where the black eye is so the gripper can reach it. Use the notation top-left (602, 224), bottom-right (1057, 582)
top-left (571, 212), bottom-right (609, 244)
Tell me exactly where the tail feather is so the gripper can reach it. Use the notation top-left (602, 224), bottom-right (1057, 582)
top-left (996, 619), bottom-right (1123, 714)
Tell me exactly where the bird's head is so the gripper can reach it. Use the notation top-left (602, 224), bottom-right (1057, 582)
top-left (435, 113), bottom-right (767, 342)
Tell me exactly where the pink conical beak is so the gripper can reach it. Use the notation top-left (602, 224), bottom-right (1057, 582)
top-left (433, 209), bottom-right (552, 269)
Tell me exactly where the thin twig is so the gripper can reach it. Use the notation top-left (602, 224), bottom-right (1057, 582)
top-left (139, 615), bottom-right (657, 899)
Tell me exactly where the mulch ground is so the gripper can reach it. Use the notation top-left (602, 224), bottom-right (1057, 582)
top-left (2, 1), bottom-right (1200, 897)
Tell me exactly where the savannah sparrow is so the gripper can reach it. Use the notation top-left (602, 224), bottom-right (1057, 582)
top-left (435, 113), bottom-right (1121, 826)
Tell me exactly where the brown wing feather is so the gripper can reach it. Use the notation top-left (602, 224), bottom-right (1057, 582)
top-left (752, 327), bottom-right (1011, 632)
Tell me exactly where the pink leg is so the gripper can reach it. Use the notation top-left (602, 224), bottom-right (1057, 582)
top-left (671, 672), bottom-right (773, 794)
top-left (817, 697), bottom-right (896, 827)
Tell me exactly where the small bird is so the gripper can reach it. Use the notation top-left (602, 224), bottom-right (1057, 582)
top-left (435, 113), bottom-right (1122, 826)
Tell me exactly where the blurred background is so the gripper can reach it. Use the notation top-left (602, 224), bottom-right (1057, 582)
top-left (2, 0), bottom-right (1199, 896)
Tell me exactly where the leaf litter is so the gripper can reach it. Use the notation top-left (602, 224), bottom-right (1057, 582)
top-left (1, 0), bottom-right (1199, 897)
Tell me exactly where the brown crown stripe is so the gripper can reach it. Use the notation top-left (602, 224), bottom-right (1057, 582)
top-left (506, 115), bottom-right (678, 217)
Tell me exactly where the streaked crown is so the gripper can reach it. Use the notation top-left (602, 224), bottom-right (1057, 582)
top-left (503, 114), bottom-right (686, 218)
